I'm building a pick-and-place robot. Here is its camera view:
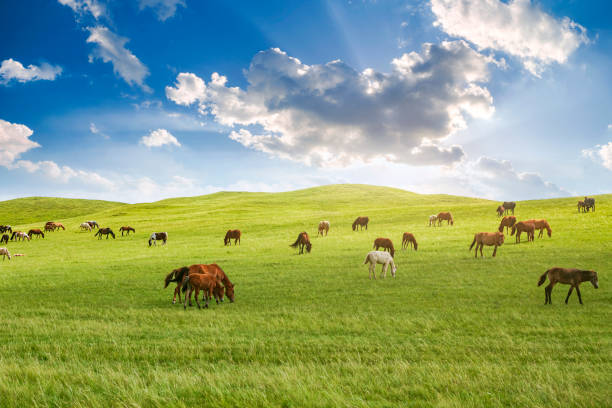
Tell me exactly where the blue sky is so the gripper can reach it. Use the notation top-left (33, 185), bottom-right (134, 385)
top-left (1, 0), bottom-right (610, 202)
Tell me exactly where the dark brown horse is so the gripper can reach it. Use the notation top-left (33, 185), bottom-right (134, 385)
top-left (511, 221), bottom-right (534, 243)
top-left (290, 232), bottom-right (312, 254)
top-left (401, 232), bottom-right (418, 251)
top-left (352, 216), bottom-right (369, 231)
top-left (469, 231), bottom-right (504, 258)
top-left (373, 237), bottom-right (395, 258)
top-left (498, 216), bottom-right (517, 234)
top-left (538, 267), bottom-right (598, 305)
top-left (95, 228), bottom-right (115, 239)
top-left (0, 225), bottom-right (12, 234)
top-left (502, 201), bottom-right (516, 215)
top-left (584, 197), bottom-right (595, 212)
top-left (437, 212), bottom-right (454, 226)
top-left (224, 229), bottom-right (241, 246)
top-left (577, 200), bottom-right (586, 213)
top-left (28, 229), bottom-right (44, 239)
top-left (120, 226), bottom-right (135, 236)
top-left (496, 206), bottom-right (505, 217)
top-left (524, 219), bottom-right (552, 238)
top-left (0, 234), bottom-right (8, 244)
top-left (164, 266), bottom-right (190, 304)
top-left (149, 232), bottom-right (167, 246)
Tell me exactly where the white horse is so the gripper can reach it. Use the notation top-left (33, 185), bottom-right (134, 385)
top-left (428, 215), bottom-right (437, 227)
top-left (363, 251), bottom-right (396, 279)
top-left (16, 232), bottom-right (30, 241)
top-left (0, 247), bottom-right (11, 260)
top-left (80, 222), bottom-right (92, 232)
top-left (318, 220), bottom-right (330, 236)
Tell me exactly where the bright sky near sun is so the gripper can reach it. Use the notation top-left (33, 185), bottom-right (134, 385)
top-left (0, 0), bottom-right (611, 202)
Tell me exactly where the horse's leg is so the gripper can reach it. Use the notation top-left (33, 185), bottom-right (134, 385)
top-left (565, 286), bottom-right (574, 304)
top-left (194, 288), bottom-right (201, 309)
top-left (575, 285), bottom-right (583, 305)
top-left (492, 245), bottom-right (498, 257)
top-left (545, 283), bottom-right (555, 304)
top-left (183, 288), bottom-right (190, 310)
top-left (479, 243), bottom-right (484, 258)
top-left (382, 263), bottom-right (387, 279)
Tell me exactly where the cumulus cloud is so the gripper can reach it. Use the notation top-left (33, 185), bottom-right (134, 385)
top-left (15, 159), bottom-right (114, 188)
top-left (58, 0), bottom-right (106, 19)
top-left (140, 128), bottom-right (181, 147)
top-left (430, 0), bottom-right (589, 77)
top-left (86, 26), bottom-right (151, 91)
top-left (167, 44), bottom-right (498, 167)
top-left (139, 0), bottom-right (185, 21)
top-left (0, 119), bottom-right (41, 166)
top-left (582, 142), bottom-right (612, 171)
top-left (0, 59), bottom-right (62, 84)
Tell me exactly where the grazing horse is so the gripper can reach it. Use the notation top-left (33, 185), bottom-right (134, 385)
top-left (0, 247), bottom-right (10, 260)
top-left (149, 232), bottom-right (167, 246)
top-left (498, 216), bottom-right (517, 234)
top-left (402, 232), bottom-right (418, 251)
top-left (318, 220), bottom-right (330, 236)
top-left (95, 228), bottom-right (115, 239)
top-left (120, 226), bottom-right (135, 236)
top-left (577, 201), bottom-right (586, 213)
top-left (437, 212), bottom-right (454, 226)
top-left (80, 222), bottom-right (92, 232)
top-left (165, 263), bottom-right (235, 305)
top-left (28, 229), bottom-right (44, 239)
top-left (0, 234), bottom-right (8, 244)
top-left (0, 225), bottom-right (12, 234)
top-left (52, 222), bottom-right (65, 231)
top-left (428, 215), bottom-right (437, 226)
top-left (525, 219), bottom-right (552, 238)
top-left (363, 251), bottom-right (396, 279)
top-left (538, 267), bottom-right (598, 305)
top-left (14, 232), bottom-right (30, 241)
top-left (290, 232), bottom-right (312, 254)
top-left (511, 221), bottom-right (534, 243)
top-left (502, 202), bottom-right (516, 215)
top-left (87, 221), bottom-right (99, 230)
top-left (44, 224), bottom-right (55, 232)
top-left (584, 197), bottom-right (595, 212)
top-left (224, 229), bottom-right (241, 246)
top-left (352, 216), bottom-right (369, 231)
top-left (373, 237), bottom-right (395, 258)
top-left (469, 232), bottom-right (504, 258)
top-left (182, 273), bottom-right (218, 310)
top-left (496, 206), bottom-right (505, 217)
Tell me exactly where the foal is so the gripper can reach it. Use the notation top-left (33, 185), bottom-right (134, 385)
top-left (511, 221), bottom-right (534, 243)
top-left (496, 206), bottom-right (505, 217)
top-left (538, 267), bottom-right (599, 305)
top-left (182, 273), bottom-right (217, 310)
top-left (373, 237), bottom-right (395, 258)
top-left (402, 232), bottom-right (418, 251)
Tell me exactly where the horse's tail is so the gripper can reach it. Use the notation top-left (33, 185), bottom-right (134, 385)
top-left (469, 235), bottom-right (477, 250)
top-left (363, 254), bottom-right (370, 264)
top-left (537, 271), bottom-right (549, 286)
top-left (181, 275), bottom-right (191, 293)
top-left (290, 234), bottom-right (301, 248)
top-left (164, 270), bottom-right (176, 288)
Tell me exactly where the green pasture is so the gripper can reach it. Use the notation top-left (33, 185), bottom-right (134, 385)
top-left (0, 184), bottom-right (610, 407)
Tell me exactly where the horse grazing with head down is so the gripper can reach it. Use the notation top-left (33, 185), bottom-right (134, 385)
top-left (364, 251), bottom-right (396, 279)
top-left (52, 222), bottom-right (65, 231)
top-left (373, 237), bottom-right (395, 258)
top-left (14, 232), bottom-right (30, 241)
top-left (469, 232), bottom-right (504, 258)
top-left (120, 226), bottom-right (135, 236)
top-left (149, 232), bottom-right (167, 246)
top-left (165, 263), bottom-right (236, 306)
top-left (87, 221), bottom-right (99, 230)
top-left (28, 229), bottom-right (44, 239)
top-left (0, 247), bottom-right (10, 260)
top-left (511, 221), bottom-right (534, 243)
top-left (401, 232), bottom-right (418, 251)
top-left (525, 219), bottom-right (552, 238)
top-left (0, 225), bottom-right (12, 234)
top-left (0, 234), bottom-right (8, 244)
top-left (496, 206), bottom-right (505, 217)
top-left (437, 212), bottom-right (454, 226)
top-left (538, 267), bottom-right (598, 305)
top-left (352, 217), bottom-right (369, 231)
top-left (80, 222), bottom-right (92, 232)
top-left (498, 216), bottom-right (517, 234)
top-left (290, 232), bottom-right (312, 254)
top-left (318, 221), bottom-right (330, 236)
top-left (95, 228), bottom-right (115, 239)
top-left (224, 229), bottom-right (241, 246)
top-left (502, 202), bottom-right (516, 215)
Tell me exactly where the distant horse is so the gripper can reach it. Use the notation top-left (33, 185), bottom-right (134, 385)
top-left (28, 229), bottom-right (44, 239)
top-left (44, 224), bottom-right (55, 232)
top-left (584, 197), bottom-right (595, 212)
top-left (149, 232), bottom-right (167, 246)
top-left (80, 223), bottom-right (92, 232)
top-left (577, 201), bottom-right (586, 213)
top-left (224, 229), bottom-right (241, 246)
top-left (0, 247), bottom-right (10, 260)
top-left (182, 273), bottom-right (218, 310)
top-left (502, 202), bottom-right (516, 215)
top-left (0, 225), bottom-right (12, 234)
top-left (498, 216), bottom-right (517, 234)
top-left (120, 226), bottom-right (135, 236)
top-left (14, 232), bottom-right (30, 241)
top-left (469, 232), bottom-right (504, 258)
top-left (0, 234), bottom-right (8, 244)
top-left (402, 232), bottom-right (418, 251)
top-left (496, 206), bottom-right (505, 217)
top-left (538, 267), bottom-right (598, 305)
top-left (52, 222), bottom-right (65, 231)
top-left (95, 228), bottom-right (115, 239)
top-left (352, 216), bottom-right (369, 231)
top-left (318, 221), bottom-right (330, 236)
top-left (290, 232), bottom-right (312, 254)
top-left (525, 219), bottom-right (552, 238)
top-left (87, 221), bottom-right (99, 229)
top-left (437, 212), bottom-right (454, 226)
top-left (373, 237), bottom-right (395, 258)
top-left (363, 251), bottom-right (396, 279)
top-left (428, 215), bottom-right (437, 226)
top-left (511, 221), bottom-right (534, 243)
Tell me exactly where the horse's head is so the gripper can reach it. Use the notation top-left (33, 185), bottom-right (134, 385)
top-left (225, 283), bottom-right (235, 302)
top-left (352, 222), bottom-right (356, 231)
top-left (306, 242), bottom-right (312, 253)
top-left (590, 271), bottom-right (599, 289)
top-left (510, 225), bottom-right (516, 235)
top-left (497, 232), bottom-right (505, 245)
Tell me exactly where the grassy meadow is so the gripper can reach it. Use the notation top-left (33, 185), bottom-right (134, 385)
top-left (0, 184), bottom-right (610, 407)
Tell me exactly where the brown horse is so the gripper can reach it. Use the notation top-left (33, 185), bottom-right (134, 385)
top-left (437, 212), bottom-right (454, 226)
top-left (182, 273), bottom-right (217, 310)
top-left (149, 232), bottom-right (167, 246)
top-left (577, 201), bottom-right (586, 213)
top-left (538, 267), bottom-right (598, 305)
top-left (28, 229), bottom-right (44, 239)
top-left (224, 229), bottom-right (241, 246)
top-left (188, 263), bottom-right (235, 303)
top-left (401, 232), bottom-right (418, 251)
top-left (52, 222), bottom-right (65, 230)
top-left (317, 221), bottom-right (330, 236)
top-left (525, 219), bottom-right (552, 238)
top-left (352, 216), bottom-right (369, 231)
top-left (496, 206), bottom-right (505, 217)
top-left (498, 216), bottom-right (517, 234)
top-left (44, 224), bottom-right (55, 232)
top-left (511, 221), bottom-right (534, 243)
top-left (373, 237), bottom-right (395, 258)
top-left (164, 266), bottom-right (190, 304)
top-left (0, 234), bottom-right (8, 244)
top-left (120, 226), bottom-right (135, 236)
top-left (469, 232), bottom-right (504, 258)
top-left (502, 201), bottom-right (516, 215)
top-left (95, 228), bottom-right (115, 239)
top-left (290, 232), bottom-right (312, 254)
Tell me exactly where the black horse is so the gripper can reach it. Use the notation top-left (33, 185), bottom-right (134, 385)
top-left (95, 228), bottom-right (115, 239)
top-left (584, 197), bottom-right (595, 212)
top-left (502, 201), bottom-right (516, 215)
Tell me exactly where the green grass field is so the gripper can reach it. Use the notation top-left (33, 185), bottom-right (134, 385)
top-left (0, 184), bottom-right (610, 407)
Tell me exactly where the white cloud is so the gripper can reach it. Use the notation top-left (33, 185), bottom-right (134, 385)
top-left (167, 44), bottom-right (497, 167)
top-left (86, 26), bottom-right (151, 92)
top-left (140, 128), bottom-right (181, 147)
top-left (430, 0), bottom-right (588, 77)
top-left (582, 142), bottom-right (612, 171)
top-left (608, 124), bottom-right (612, 130)
top-left (139, 0), bottom-right (185, 21)
top-left (0, 59), bottom-right (62, 84)
top-left (58, 0), bottom-right (106, 19)
top-left (89, 122), bottom-right (109, 139)
top-left (0, 119), bottom-right (41, 166)
top-left (15, 159), bottom-right (114, 188)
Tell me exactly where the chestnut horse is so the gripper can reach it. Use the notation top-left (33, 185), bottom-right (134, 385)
top-left (52, 222), bottom-right (65, 231)
top-left (496, 206), bottom-right (505, 217)
top-left (538, 267), bottom-right (598, 305)
top-left (318, 221), bottom-right (330, 236)
top-left (469, 232), bottom-right (504, 258)
top-left (224, 229), bottom-right (241, 246)
top-left (525, 219), bottom-right (552, 238)
top-left (120, 226), bottom-right (135, 236)
top-left (352, 216), bottom-right (369, 231)
top-left (373, 237), bottom-right (395, 258)
top-left (401, 232), bottom-right (418, 251)
top-left (498, 216), bottom-right (517, 234)
top-left (290, 232), bottom-right (312, 254)
top-left (95, 228), bottom-right (115, 239)
top-left (511, 221), bottom-right (534, 243)
top-left (28, 229), bottom-right (44, 239)
top-left (165, 263), bottom-right (235, 305)
top-left (182, 273), bottom-right (217, 310)
top-left (437, 212), bottom-right (454, 226)
top-left (502, 201), bottom-right (516, 215)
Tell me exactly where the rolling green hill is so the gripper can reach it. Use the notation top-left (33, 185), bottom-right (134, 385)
top-left (0, 185), bottom-right (610, 407)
